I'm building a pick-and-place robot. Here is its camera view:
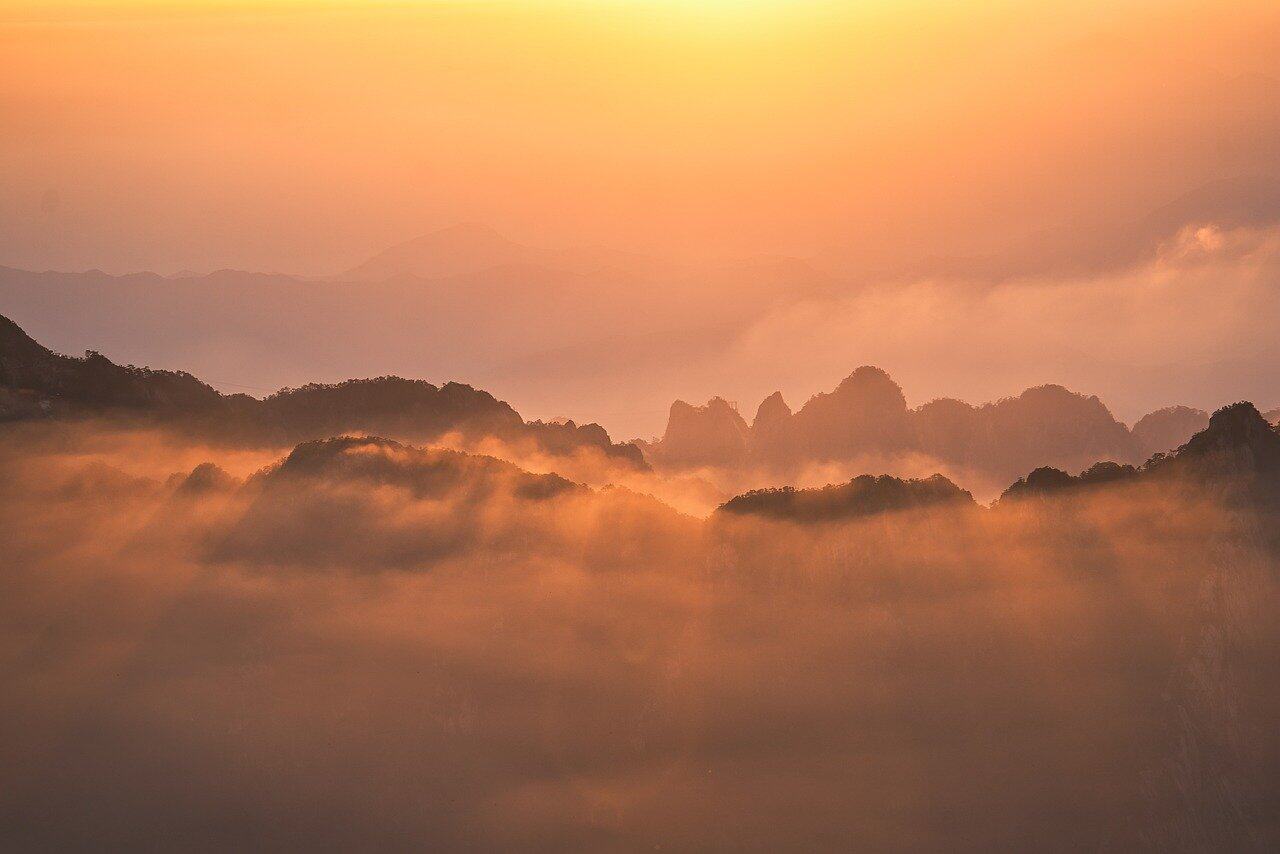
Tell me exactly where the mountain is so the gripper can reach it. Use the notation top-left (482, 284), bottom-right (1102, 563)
top-left (789, 366), bottom-right (914, 461)
top-left (1, 312), bottom-right (224, 418)
top-left (343, 223), bottom-right (655, 281)
top-left (0, 313), bottom-right (645, 468)
top-left (1131, 405), bottom-right (1211, 459)
top-left (199, 435), bottom-right (693, 573)
top-left (0, 249), bottom-right (832, 440)
top-left (650, 368), bottom-right (1155, 484)
top-left (718, 473), bottom-right (975, 522)
top-left (645, 397), bottom-right (752, 468)
top-left (1137, 175), bottom-right (1280, 244)
top-left (999, 401), bottom-right (1280, 505)
top-left (717, 400), bottom-right (1280, 523)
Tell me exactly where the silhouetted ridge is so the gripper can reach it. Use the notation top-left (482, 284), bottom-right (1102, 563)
top-left (1000, 402), bottom-right (1280, 504)
top-left (0, 313), bottom-right (644, 468)
top-left (718, 473), bottom-right (974, 522)
top-left (1, 312), bottom-right (223, 418)
top-left (650, 368), bottom-right (1201, 485)
top-left (261, 377), bottom-right (522, 441)
top-left (999, 462), bottom-right (1138, 502)
top-left (1159, 401), bottom-right (1280, 476)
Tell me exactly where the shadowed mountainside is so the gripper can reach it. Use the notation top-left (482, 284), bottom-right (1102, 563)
top-left (719, 473), bottom-right (975, 522)
top-left (0, 313), bottom-right (644, 468)
top-left (999, 401), bottom-right (1280, 509)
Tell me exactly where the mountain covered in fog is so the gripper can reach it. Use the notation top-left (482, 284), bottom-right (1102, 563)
top-left (645, 366), bottom-right (1228, 485)
top-left (719, 473), bottom-right (975, 522)
top-left (0, 313), bottom-right (644, 467)
top-left (1001, 401), bottom-right (1280, 505)
top-left (718, 400), bottom-right (1280, 525)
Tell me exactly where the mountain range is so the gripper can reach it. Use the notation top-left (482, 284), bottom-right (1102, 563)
top-left (641, 367), bottom-right (1280, 489)
top-left (7, 310), bottom-right (1280, 510)
top-left (0, 313), bottom-right (644, 468)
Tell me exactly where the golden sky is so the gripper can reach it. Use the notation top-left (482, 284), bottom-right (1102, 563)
top-left (2, 0), bottom-right (1278, 273)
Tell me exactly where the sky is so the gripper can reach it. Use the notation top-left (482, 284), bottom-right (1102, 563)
top-left (2, 0), bottom-right (1278, 274)
top-left (2, 0), bottom-right (1280, 437)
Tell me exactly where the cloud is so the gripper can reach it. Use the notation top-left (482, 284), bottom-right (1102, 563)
top-left (0, 423), bottom-right (1277, 849)
top-left (724, 224), bottom-right (1280, 421)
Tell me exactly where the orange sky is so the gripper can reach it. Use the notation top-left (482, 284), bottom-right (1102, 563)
top-left (3, 0), bottom-right (1278, 274)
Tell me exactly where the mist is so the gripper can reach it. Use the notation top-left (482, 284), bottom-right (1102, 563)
top-left (4, 2), bottom-right (1280, 849)
top-left (2, 422), bottom-right (1276, 850)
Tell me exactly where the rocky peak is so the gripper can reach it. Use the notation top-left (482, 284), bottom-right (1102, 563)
top-left (657, 397), bottom-right (752, 468)
top-left (752, 391), bottom-right (792, 430)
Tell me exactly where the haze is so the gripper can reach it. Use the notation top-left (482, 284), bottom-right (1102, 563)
top-left (4, 0), bottom-right (1278, 273)
top-left (5, 4), bottom-right (1280, 849)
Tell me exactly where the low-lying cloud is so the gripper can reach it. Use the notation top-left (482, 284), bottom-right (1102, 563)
top-left (1, 424), bottom-right (1277, 850)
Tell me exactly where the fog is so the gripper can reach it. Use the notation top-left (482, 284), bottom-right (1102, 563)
top-left (2, 423), bottom-right (1276, 850)
top-left (4, 3), bottom-right (1280, 848)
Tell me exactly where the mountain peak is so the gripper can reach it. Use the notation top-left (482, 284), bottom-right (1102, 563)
top-left (752, 391), bottom-right (792, 429)
top-left (1175, 401), bottom-right (1280, 472)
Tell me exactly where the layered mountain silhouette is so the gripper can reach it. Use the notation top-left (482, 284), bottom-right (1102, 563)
top-left (0, 313), bottom-right (644, 467)
top-left (1000, 401), bottom-right (1280, 507)
top-left (0, 232), bottom-right (831, 438)
top-left (719, 400), bottom-right (1280, 524)
top-left (647, 367), bottom-right (1229, 486)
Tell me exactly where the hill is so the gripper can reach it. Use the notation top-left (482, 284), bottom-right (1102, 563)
top-left (0, 312), bottom-right (644, 468)
top-left (718, 473), bottom-right (975, 522)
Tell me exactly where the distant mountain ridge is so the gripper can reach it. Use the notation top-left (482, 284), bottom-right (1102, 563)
top-left (719, 400), bottom-right (1280, 524)
top-left (999, 401), bottom-right (1280, 507)
top-left (343, 223), bottom-right (657, 282)
top-left (0, 313), bottom-right (645, 468)
top-left (645, 367), bottom-right (1222, 485)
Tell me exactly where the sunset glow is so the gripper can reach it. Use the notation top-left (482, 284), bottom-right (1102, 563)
top-left (3, 1), bottom-right (1280, 850)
